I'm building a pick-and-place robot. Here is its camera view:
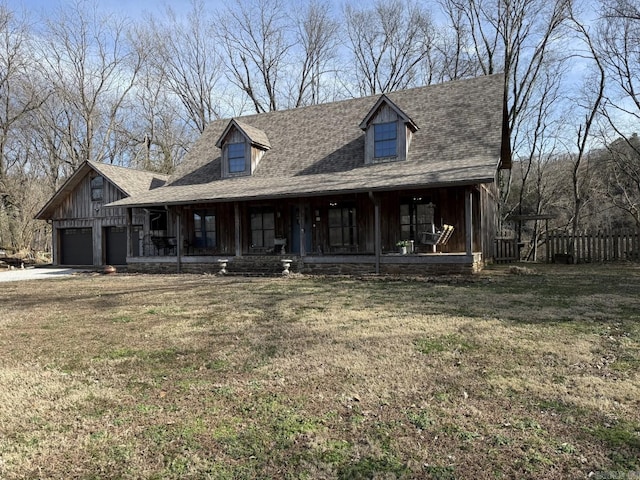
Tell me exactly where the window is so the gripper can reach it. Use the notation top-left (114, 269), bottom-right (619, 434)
top-left (90, 175), bottom-right (103, 201)
top-left (374, 122), bottom-right (397, 158)
top-left (194, 212), bottom-right (216, 248)
top-left (228, 143), bottom-right (246, 173)
top-left (329, 205), bottom-right (357, 248)
top-left (400, 198), bottom-right (433, 241)
top-left (250, 209), bottom-right (275, 249)
top-left (150, 210), bottom-right (168, 234)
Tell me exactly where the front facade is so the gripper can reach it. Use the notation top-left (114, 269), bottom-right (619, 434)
top-left (106, 74), bottom-right (509, 275)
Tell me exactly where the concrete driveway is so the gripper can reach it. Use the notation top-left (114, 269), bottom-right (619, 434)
top-left (0, 267), bottom-right (85, 283)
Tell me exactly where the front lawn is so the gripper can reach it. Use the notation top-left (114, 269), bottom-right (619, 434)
top-left (0, 264), bottom-right (638, 479)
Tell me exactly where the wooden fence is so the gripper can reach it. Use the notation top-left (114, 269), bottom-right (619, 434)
top-left (493, 230), bottom-right (640, 264)
top-left (546, 230), bottom-right (640, 264)
top-left (494, 237), bottom-right (518, 263)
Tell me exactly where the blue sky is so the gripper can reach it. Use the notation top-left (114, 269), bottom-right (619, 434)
top-left (6, 0), bottom-right (226, 18)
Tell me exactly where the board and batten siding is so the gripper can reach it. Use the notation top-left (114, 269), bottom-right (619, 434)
top-left (363, 104), bottom-right (410, 165)
top-left (50, 171), bottom-right (132, 266)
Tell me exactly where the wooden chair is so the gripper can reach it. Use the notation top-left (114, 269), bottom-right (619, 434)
top-left (419, 224), bottom-right (455, 250)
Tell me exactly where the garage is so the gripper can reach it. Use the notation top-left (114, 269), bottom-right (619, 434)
top-left (105, 226), bottom-right (127, 265)
top-left (60, 228), bottom-right (93, 265)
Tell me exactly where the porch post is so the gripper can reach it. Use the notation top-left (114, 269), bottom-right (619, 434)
top-left (126, 207), bottom-right (132, 258)
top-left (234, 202), bottom-right (241, 257)
top-left (176, 211), bottom-right (181, 273)
top-left (298, 201), bottom-right (305, 257)
top-left (465, 188), bottom-right (473, 255)
top-left (369, 191), bottom-right (380, 274)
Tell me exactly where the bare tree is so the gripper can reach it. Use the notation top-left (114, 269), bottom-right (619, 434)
top-left (289, 0), bottom-right (340, 107)
top-left (37, 0), bottom-right (143, 169)
top-left (343, 0), bottom-right (434, 95)
top-left (596, 0), bottom-right (640, 226)
top-left (220, 0), bottom-right (292, 113)
top-left (0, 5), bottom-right (47, 185)
top-left (439, 0), bottom-right (573, 207)
top-left (146, 0), bottom-right (223, 134)
top-left (564, 6), bottom-right (606, 251)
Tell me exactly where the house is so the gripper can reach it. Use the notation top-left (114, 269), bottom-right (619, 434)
top-left (40, 74), bottom-right (510, 274)
top-left (35, 161), bottom-right (168, 266)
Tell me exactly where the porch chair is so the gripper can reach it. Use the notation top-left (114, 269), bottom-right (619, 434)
top-left (419, 224), bottom-right (455, 250)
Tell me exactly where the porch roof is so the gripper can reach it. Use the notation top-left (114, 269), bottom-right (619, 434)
top-left (108, 74), bottom-right (505, 209)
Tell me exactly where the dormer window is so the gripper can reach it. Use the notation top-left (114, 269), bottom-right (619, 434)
top-left (228, 143), bottom-right (246, 173)
top-left (216, 119), bottom-right (271, 178)
top-left (360, 94), bottom-right (418, 165)
top-left (374, 122), bottom-right (397, 158)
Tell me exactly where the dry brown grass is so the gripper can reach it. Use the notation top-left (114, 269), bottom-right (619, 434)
top-left (0, 264), bottom-right (638, 479)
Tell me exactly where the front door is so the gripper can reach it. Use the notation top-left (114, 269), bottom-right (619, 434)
top-left (290, 206), bottom-right (312, 255)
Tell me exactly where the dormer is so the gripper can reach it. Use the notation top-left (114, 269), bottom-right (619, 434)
top-left (215, 119), bottom-right (271, 178)
top-left (360, 95), bottom-right (418, 165)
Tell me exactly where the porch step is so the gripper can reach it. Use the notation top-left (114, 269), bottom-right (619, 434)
top-left (226, 256), bottom-right (296, 276)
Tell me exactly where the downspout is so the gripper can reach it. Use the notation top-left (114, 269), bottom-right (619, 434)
top-left (369, 191), bottom-right (380, 274)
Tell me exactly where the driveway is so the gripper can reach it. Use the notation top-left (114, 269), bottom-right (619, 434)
top-left (0, 267), bottom-right (85, 283)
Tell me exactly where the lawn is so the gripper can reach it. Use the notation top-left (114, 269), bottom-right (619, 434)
top-left (0, 264), bottom-right (638, 479)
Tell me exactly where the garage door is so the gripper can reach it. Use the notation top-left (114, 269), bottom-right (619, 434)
top-left (105, 226), bottom-right (127, 265)
top-left (60, 228), bottom-right (93, 265)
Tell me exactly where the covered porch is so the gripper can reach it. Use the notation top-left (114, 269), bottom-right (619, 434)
top-left (124, 184), bottom-right (496, 275)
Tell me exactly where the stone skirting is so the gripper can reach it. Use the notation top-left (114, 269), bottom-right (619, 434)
top-left (126, 253), bottom-right (483, 276)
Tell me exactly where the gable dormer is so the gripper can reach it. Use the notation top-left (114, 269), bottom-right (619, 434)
top-left (215, 119), bottom-right (271, 178)
top-left (360, 95), bottom-right (418, 165)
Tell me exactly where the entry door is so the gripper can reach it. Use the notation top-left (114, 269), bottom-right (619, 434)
top-left (105, 226), bottom-right (127, 265)
top-left (290, 206), bottom-right (312, 254)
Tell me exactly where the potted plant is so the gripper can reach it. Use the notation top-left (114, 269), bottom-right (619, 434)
top-left (396, 240), bottom-right (410, 255)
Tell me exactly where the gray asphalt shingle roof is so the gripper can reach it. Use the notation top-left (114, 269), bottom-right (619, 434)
top-left (109, 74), bottom-right (505, 208)
top-left (36, 161), bottom-right (169, 220)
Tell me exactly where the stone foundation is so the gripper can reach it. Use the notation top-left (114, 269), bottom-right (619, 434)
top-left (126, 253), bottom-right (484, 276)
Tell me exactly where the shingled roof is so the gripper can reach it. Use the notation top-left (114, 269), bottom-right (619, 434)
top-left (109, 74), bottom-right (506, 208)
top-left (36, 161), bottom-right (168, 220)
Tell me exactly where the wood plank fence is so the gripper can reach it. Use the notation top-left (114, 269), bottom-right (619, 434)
top-left (494, 237), bottom-right (518, 263)
top-left (547, 230), bottom-right (640, 264)
top-left (493, 230), bottom-right (640, 264)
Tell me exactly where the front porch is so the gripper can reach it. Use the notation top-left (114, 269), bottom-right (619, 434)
top-left (124, 185), bottom-right (495, 275)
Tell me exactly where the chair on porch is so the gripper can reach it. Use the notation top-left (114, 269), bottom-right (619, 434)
top-left (419, 224), bottom-right (455, 250)
top-left (150, 236), bottom-right (177, 255)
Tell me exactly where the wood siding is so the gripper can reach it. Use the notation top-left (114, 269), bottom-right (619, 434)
top-left (50, 171), bottom-right (136, 266)
top-left (363, 104), bottom-right (408, 165)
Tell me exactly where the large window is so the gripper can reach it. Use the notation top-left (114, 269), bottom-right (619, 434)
top-left (90, 175), bottom-right (104, 201)
top-left (194, 212), bottom-right (216, 248)
top-left (400, 198), bottom-right (433, 241)
top-left (374, 122), bottom-right (397, 158)
top-left (329, 205), bottom-right (357, 248)
top-left (250, 209), bottom-right (275, 249)
top-left (228, 143), bottom-right (246, 173)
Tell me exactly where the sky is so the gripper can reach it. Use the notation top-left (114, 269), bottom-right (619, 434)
top-left (6, 0), bottom-right (226, 19)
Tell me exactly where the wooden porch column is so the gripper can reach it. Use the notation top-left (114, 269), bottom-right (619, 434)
top-left (369, 191), bottom-right (380, 274)
top-left (298, 201), bottom-right (306, 257)
top-left (465, 188), bottom-right (473, 255)
top-left (126, 207), bottom-right (132, 258)
top-left (175, 211), bottom-right (182, 273)
top-left (234, 202), bottom-right (241, 257)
